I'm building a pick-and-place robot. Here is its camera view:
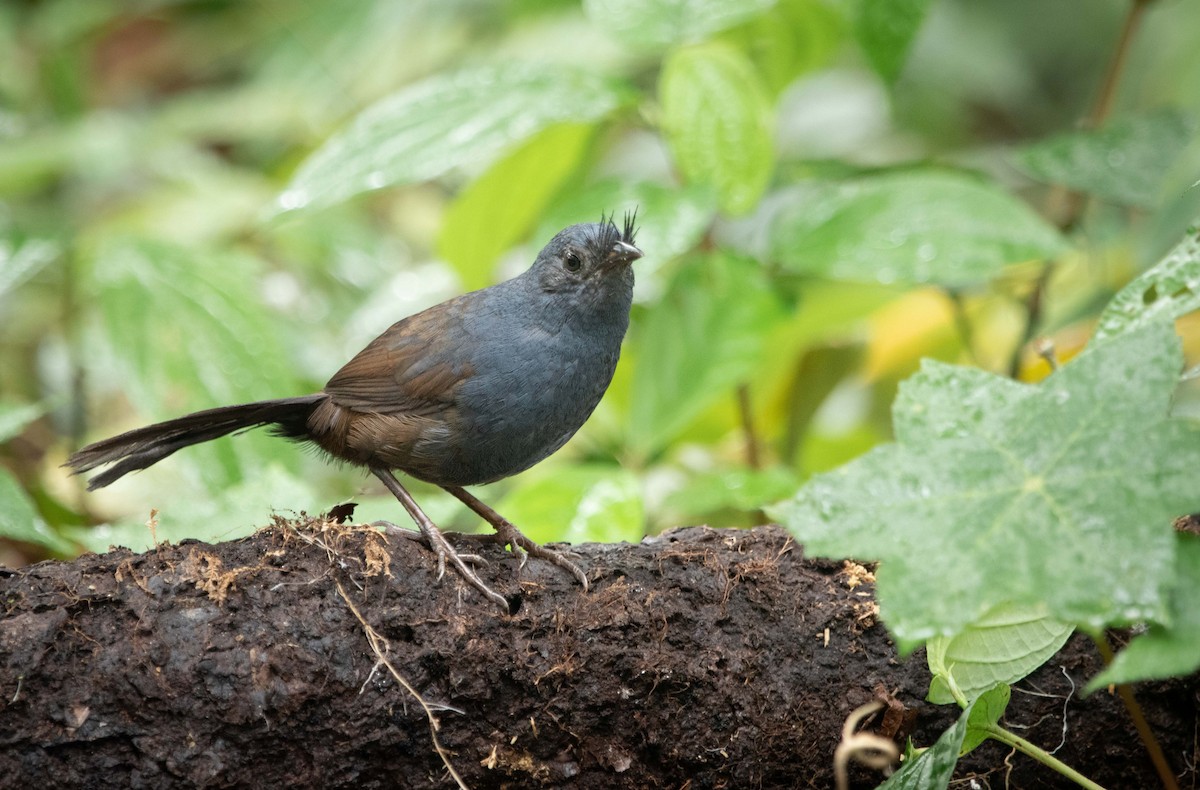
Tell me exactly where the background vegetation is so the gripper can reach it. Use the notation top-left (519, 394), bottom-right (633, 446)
top-left (4, 0), bottom-right (1200, 784)
top-left (0, 0), bottom-right (1190, 557)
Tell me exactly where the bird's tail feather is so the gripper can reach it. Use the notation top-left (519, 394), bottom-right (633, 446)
top-left (65, 394), bottom-right (325, 490)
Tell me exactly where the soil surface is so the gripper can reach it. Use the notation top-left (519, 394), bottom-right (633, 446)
top-left (0, 518), bottom-right (1195, 788)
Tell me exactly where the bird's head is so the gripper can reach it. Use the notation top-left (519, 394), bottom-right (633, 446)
top-left (530, 211), bottom-right (642, 302)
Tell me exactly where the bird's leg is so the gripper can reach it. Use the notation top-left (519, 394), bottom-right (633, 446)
top-left (442, 485), bottom-right (589, 592)
top-left (370, 467), bottom-right (509, 611)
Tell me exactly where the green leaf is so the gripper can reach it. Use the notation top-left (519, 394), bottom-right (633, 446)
top-left (66, 464), bottom-right (317, 554)
top-left (878, 696), bottom-right (973, 789)
top-left (800, 424), bottom-right (887, 476)
top-left (854, 0), bottom-right (933, 83)
top-left (92, 239), bottom-right (299, 408)
top-left (770, 321), bottom-right (1196, 646)
top-left (0, 468), bottom-right (73, 553)
top-left (659, 43), bottom-right (774, 215)
top-left (491, 465), bottom-right (643, 544)
top-left (274, 63), bottom-right (625, 216)
top-left (961, 684), bottom-right (1011, 755)
top-left (927, 603), bottom-right (1073, 704)
top-left (779, 280), bottom-right (902, 348)
top-left (629, 252), bottom-right (785, 459)
top-left (0, 401), bottom-right (46, 444)
top-left (0, 234), bottom-right (60, 298)
top-left (765, 171), bottom-right (1068, 287)
top-left (1018, 109), bottom-right (1197, 208)
top-left (721, 0), bottom-right (844, 95)
top-left (439, 123), bottom-right (594, 290)
top-left (664, 465), bottom-right (800, 520)
top-left (535, 180), bottom-right (717, 298)
top-left (1088, 532), bottom-right (1200, 690)
top-left (584, 0), bottom-right (776, 50)
top-left (90, 239), bottom-right (301, 488)
top-left (1093, 224), bottom-right (1200, 343)
top-left (0, 126), bottom-right (78, 195)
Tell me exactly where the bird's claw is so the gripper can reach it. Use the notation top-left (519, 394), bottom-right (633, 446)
top-left (461, 519), bottom-right (589, 592)
top-left (457, 530), bottom-right (527, 566)
top-left (375, 520), bottom-right (508, 610)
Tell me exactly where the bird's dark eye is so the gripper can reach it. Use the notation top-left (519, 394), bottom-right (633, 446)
top-left (564, 252), bottom-right (582, 272)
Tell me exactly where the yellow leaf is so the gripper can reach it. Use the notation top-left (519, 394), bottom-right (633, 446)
top-left (864, 288), bottom-right (955, 381)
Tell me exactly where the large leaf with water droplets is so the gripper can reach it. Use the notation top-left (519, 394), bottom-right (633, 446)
top-left (765, 171), bottom-right (1068, 287)
top-left (770, 321), bottom-right (1197, 647)
top-left (1093, 225), bottom-right (1200, 343)
top-left (1018, 109), bottom-right (1196, 208)
top-left (1088, 532), bottom-right (1200, 690)
top-left (659, 43), bottom-right (774, 215)
top-left (584, 0), bottom-right (775, 50)
top-left (273, 64), bottom-right (625, 216)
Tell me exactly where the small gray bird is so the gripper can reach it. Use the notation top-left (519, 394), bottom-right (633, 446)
top-left (67, 214), bottom-right (642, 610)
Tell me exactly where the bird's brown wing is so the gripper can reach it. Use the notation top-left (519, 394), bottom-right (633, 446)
top-left (311, 303), bottom-right (477, 473)
top-left (322, 300), bottom-right (473, 416)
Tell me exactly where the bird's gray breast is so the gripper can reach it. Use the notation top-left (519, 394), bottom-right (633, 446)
top-left (435, 289), bottom-right (629, 485)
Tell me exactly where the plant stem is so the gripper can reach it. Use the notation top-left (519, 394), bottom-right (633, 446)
top-left (1088, 0), bottom-right (1154, 127)
top-left (1046, 0), bottom-right (1154, 228)
top-left (1008, 260), bottom-right (1057, 379)
top-left (941, 670), bottom-right (970, 709)
top-left (1009, 0), bottom-right (1156, 377)
top-left (983, 723), bottom-right (1108, 790)
top-left (946, 672), bottom-right (1106, 789)
top-left (736, 384), bottom-right (761, 470)
top-left (945, 288), bottom-right (978, 366)
top-left (1092, 634), bottom-right (1180, 790)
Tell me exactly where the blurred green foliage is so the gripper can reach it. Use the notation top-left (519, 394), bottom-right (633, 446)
top-left (1, 0), bottom-right (1199, 565)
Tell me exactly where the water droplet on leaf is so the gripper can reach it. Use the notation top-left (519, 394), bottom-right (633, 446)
top-left (277, 189), bottom-right (310, 211)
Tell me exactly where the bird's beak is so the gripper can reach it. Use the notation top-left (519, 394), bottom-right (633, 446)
top-left (609, 240), bottom-right (643, 266)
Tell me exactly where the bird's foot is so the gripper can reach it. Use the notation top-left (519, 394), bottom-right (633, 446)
top-left (462, 519), bottom-right (589, 592)
top-left (373, 520), bottom-right (509, 611)
top-left (442, 485), bottom-right (590, 592)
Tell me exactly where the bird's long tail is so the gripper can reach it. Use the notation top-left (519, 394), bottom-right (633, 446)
top-left (65, 394), bottom-right (326, 490)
